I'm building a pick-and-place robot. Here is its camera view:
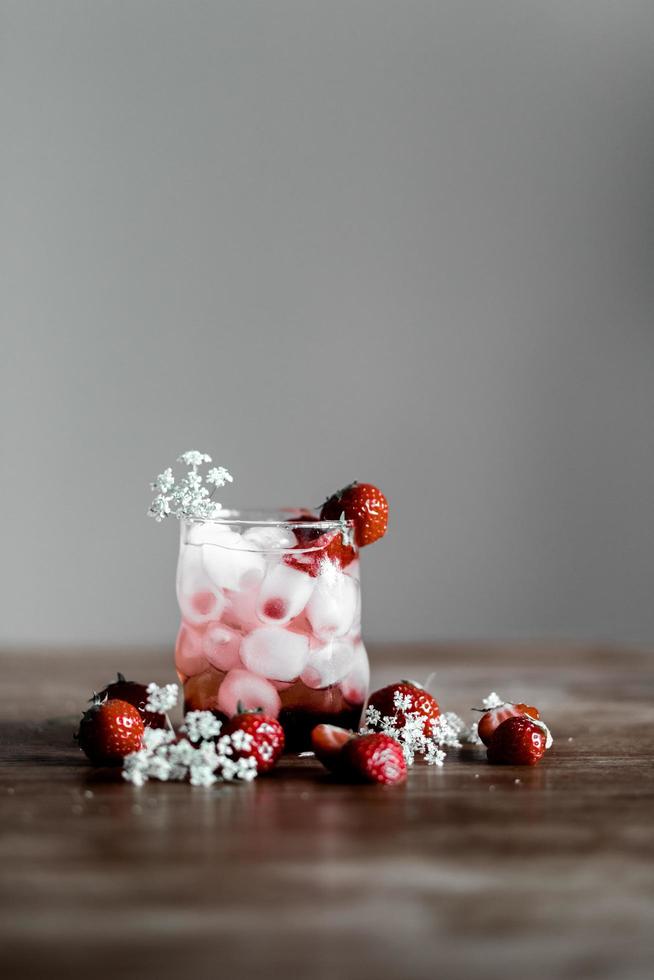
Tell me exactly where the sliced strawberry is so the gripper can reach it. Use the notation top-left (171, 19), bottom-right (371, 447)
top-left (284, 530), bottom-right (356, 577)
top-left (311, 723), bottom-right (354, 773)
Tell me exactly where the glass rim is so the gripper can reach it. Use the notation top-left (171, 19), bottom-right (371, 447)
top-left (182, 507), bottom-right (354, 531)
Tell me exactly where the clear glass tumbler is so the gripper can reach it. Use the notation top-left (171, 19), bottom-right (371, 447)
top-left (174, 510), bottom-right (370, 751)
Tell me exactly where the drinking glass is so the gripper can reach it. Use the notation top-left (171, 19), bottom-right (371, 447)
top-left (174, 510), bottom-right (369, 751)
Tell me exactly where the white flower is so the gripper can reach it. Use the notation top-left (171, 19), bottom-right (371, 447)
top-left (147, 752), bottom-right (173, 781)
top-left (142, 727), bottom-right (175, 751)
top-left (181, 710), bottom-right (223, 743)
top-left (122, 749), bottom-right (151, 786)
top-left (120, 683), bottom-right (261, 788)
top-left (148, 451), bottom-right (234, 522)
top-left (461, 720), bottom-right (483, 746)
top-left (148, 495), bottom-right (170, 522)
top-left (363, 690), bottom-right (468, 767)
top-left (424, 743), bottom-right (447, 767)
top-left (145, 682), bottom-right (179, 713)
top-left (177, 450), bottom-right (212, 468)
top-left (151, 468), bottom-right (175, 493)
top-left (185, 470), bottom-right (203, 490)
top-left (365, 705), bottom-right (382, 728)
top-left (429, 715), bottom-right (463, 748)
top-left (481, 692), bottom-right (505, 710)
top-left (393, 691), bottom-right (414, 713)
top-left (229, 729), bottom-right (254, 752)
top-left (206, 466), bottom-right (233, 487)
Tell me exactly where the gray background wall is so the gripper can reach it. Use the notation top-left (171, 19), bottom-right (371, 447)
top-left (2, 1), bottom-right (654, 648)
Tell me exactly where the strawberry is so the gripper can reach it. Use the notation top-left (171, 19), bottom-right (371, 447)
top-left (311, 723), bottom-right (354, 773)
top-left (367, 681), bottom-right (440, 737)
top-left (320, 482), bottom-right (388, 547)
top-left (340, 733), bottom-right (407, 785)
top-left (223, 709), bottom-right (285, 774)
top-left (475, 702), bottom-right (540, 747)
top-left (75, 697), bottom-right (145, 765)
top-left (95, 672), bottom-right (168, 729)
top-left (486, 715), bottom-right (549, 766)
top-left (284, 529), bottom-right (356, 576)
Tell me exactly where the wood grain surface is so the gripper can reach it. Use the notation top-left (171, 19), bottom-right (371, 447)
top-left (1, 643), bottom-right (653, 980)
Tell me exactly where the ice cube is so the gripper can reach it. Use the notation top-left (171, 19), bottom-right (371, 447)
top-left (203, 623), bottom-right (243, 672)
top-left (177, 545), bottom-right (225, 624)
top-left (339, 640), bottom-right (370, 705)
top-left (202, 531), bottom-right (265, 592)
top-left (185, 521), bottom-right (233, 546)
top-left (222, 569), bottom-right (264, 632)
top-left (345, 561), bottom-right (362, 624)
top-left (256, 562), bottom-right (315, 625)
top-left (301, 638), bottom-right (354, 689)
top-left (217, 668), bottom-right (282, 718)
top-left (242, 526), bottom-right (298, 550)
top-left (305, 566), bottom-right (358, 639)
top-left (175, 624), bottom-right (210, 680)
top-left (240, 626), bottom-right (310, 681)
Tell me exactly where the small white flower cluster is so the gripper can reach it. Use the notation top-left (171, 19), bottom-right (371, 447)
top-left (123, 711), bottom-right (257, 786)
top-left (148, 451), bottom-right (233, 522)
top-left (145, 681), bottom-right (179, 714)
top-left (362, 691), bottom-right (466, 767)
top-left (122, 704), bottom-right (258, 788)
top-left (180, 709), bottom-right (223, 743)
top-left (481, 691), bottom-right (505, 710)
top-left (464, 721), bottom-right (483, 746)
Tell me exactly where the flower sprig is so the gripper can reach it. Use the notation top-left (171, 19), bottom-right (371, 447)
top-left (122, 693), bottom-right (259, 787)
top-left (362, 691), bottom-right (467, 767)
top-left (148, 451), bottom-right (234, 522)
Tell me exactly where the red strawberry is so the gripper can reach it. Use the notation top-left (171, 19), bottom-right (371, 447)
top-left (486, 715), bottom-right (549, 766)
top-left (476, 702), bottom-right (540, 747)
top-left (75, 697), bottom-right (145, 765)
top-left (95, 673), bottom-right (168, 729)
top-left (223, 710), bottom-right (285, 774)
top-left (311, 723), bottom-right (354, 773)
top-left (284, 529), bottom-right (356, 576)
top-left (320, 482), bottom-right (388, 547)
top-left (340, 733), bottom-right (407, 785)
top-left (367, 681), bottom-right (440, 737)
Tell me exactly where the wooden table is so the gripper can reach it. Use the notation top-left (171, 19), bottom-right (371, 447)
top-left (1, 643), bottom-right (653, 980)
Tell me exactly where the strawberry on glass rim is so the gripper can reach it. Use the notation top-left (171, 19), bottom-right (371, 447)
top-left (284, 528), bottom-right (357, 576)
top-left (320, 482), bottom-right (389, 548)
